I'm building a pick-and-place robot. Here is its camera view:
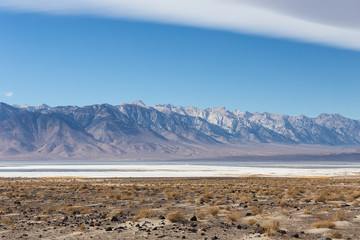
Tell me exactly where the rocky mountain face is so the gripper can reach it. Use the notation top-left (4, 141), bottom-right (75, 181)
top-left (154, 104), bottom-right (360, 145)
top-left (0, 102), bottom-right (359, 159)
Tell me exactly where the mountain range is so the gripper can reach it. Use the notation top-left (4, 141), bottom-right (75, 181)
top-left (0, 101), bottom-right (359, 160)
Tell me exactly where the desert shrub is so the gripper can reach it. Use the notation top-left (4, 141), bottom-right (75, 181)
top-left (196, 209), bottom-right (207, 220)
top-left (196, 193), bottom-right (213, 203)
top-left (314, 194), bottom-right (326, 203)
top-left (261, 220), bottom-right (280, 236)
top-left (278, 199), bottom-right (287, 208)
top-left (65, 206), bottom-right (80, 215)
top-left (304, 206), bottom-right (313, 215)
top-left (247, 218), bottom-right (257, 226)
top-left (166, 210), bottom-right (186, 223)
top-left (239, 193), bottom-right (252, 203)
top-left (110, 207), bottom-right (124, 217)
top-left (314, 210), bottom-right (326, 219)
top-left (327, 193), bottom-right (345, 201)
top-left (132, 208), bottom-right (155, 221)
top-left (165, 190), bottom-right (182, 200)
top-left (40, 215), bottom-right (49, 221)
top-left (214, 199), bottom-right (226, 206)
top-left (80, 207), bottom-right (93, 214)
top-left (209, 206), bottom-right (220, 216)
top-left (251, 206), bottom-right (262, 216)
top-left (227, 211), bottom-right (241, 223)
top-left (329, 230), bottom-right (342, 239)
top-left (312, 220), bottom-right (336, 229)
top-left (78, 223), bottom-right (85, 232)
top-left (351, 191), bottom-right (360, 199)
top-left (332, 210), bottom-right (349, 221)
top-left (0, 217), bottom-right (13, 226)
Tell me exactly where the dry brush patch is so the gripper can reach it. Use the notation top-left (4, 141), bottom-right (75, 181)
top-left (312, 220), bottom-right (336, 229)
top-left (166, 209), bottom-right (186, 223)
top-left (0, 177), bottom-right (359, 239)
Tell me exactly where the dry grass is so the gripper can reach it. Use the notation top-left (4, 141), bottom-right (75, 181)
top-left (251, 206), bottom-right (262, 216)
top-left (196, 208), bottom-right (208, 220)
top-left (312, 220), bottom-right (336, 229)
top-left (166, 210), bottom-right (186, 223)
top-left (247, 218), bottom-right (257, 226)
top-left (209, 206), bottom-right (220, 216)
top-left (0, 177), bottom-right (359, 239)
top-left (110, 207), bottom-right (124, 217)
top-left (329, 230), bottom-right (342, 239)
top-left (261, 220), bottom-right (280, 236)
top-left (227, 211), bottom-right (242, 223)
top-left (78, 223), bottom-right (86, 232)
top-left (332, 210), bottom-right (349, 221)
top-left (0, 217), bottom-right (13, 226)
top-left (213, 199), bottom-right (226, 206)
top-left (132, 208), bottom-right (155, 221)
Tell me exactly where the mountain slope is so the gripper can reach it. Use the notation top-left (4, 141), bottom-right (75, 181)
top-left (0, 102), bottom-right (359, 159)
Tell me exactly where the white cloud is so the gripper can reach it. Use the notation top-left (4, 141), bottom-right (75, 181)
top-left (0, 0), bottom-right (360, 50)
top-left (5, 92), bottom-right (14, 97)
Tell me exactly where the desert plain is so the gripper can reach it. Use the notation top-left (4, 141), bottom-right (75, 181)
top-left (0, 177), bottom-right (359, 240)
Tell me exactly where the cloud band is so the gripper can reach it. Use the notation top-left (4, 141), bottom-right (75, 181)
top-left (1, 0), bottom-right (360, 51)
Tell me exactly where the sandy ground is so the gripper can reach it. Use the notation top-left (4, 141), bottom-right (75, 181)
top-left (0, 177), bottom-right (359, 240)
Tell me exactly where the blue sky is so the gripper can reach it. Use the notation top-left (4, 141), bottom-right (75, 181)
top-left (1, 6), bottom-right (360, 119)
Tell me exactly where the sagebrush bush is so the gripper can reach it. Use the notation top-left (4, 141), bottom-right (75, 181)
top-left (166, 210), bottom-right (185, 223)
top-left (312, 220), bottom-right (336, 229)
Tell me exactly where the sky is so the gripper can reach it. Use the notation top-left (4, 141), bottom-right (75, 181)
top-left (0, 1), bottom-right (360, 119)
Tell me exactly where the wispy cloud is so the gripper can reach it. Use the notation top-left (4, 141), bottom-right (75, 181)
top-left (0, 0), bottom-right (360, 50)
top-left (5, 92), bottom-right (14, 97)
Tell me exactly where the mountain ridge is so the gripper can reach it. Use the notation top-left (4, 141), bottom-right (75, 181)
top-left (1, 101), bottom-right (359, 160)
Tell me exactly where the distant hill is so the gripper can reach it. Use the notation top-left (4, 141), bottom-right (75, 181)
top-left (0, 102), bottom-right (359, 160)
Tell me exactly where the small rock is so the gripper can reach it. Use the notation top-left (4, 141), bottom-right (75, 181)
top-left (292, 233), bottom-right (299, 238)
top-left (245, 212), bottom-right (252, 216)
top-left (190, 216), bottom-right (197, 221)
top-left (211, 236), bottom-right (218, 240)
top-left (255, 227), bottom-right (265, 234)
top-left (105, 227), bottom-right (112, 231)
top-left (277, 230), bottom-right (286, 234)
top-left (159, 216), bottom-right (165, 220)
top-left (316, 237), bottom-right (332, 240)
top-left (236, 225), bottom-right (242, 229)
top-left (61, 216), bottom-right (68, 223)
top-left (190, 223), bottom-right (197, 227)
top-left (110, 216), bottom-right (118, 222)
